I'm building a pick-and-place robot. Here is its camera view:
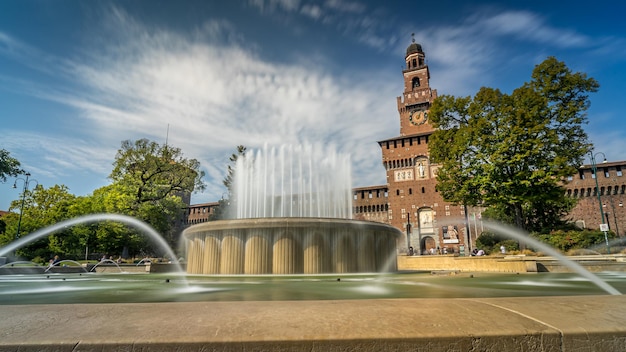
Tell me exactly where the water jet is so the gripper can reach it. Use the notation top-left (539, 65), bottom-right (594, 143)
top-left (184, 144), bottom-right (401, 275)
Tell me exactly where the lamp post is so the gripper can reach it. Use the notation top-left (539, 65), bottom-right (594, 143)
top-left (12, 172), bottom-right (38, 241)
top-left (589, 152), bottom-right (610, 254)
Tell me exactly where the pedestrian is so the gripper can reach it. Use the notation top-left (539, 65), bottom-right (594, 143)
top-left (48, 255), bottom-right (60, 268)
top-left (500, 245), bottom-right (506, 254)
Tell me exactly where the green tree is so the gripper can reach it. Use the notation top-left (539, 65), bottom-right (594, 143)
top-left (110, 139), bottom-right (206, 209)
top-left (212, 145), bottom-right (247, 221)
top-left (429, 57), bottom-right (599, 233)
top-left (1, 184), bottom-right (78, 259)
top-left (222, 145), bottom-right (247, 194)
top-left (0, 149), bottom-right (23, 183)
top-left (109, 139), bottom-right (206, 248)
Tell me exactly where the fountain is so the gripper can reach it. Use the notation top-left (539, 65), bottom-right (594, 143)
top-left (44, 259), bottom-right (89, 273)
top-left (1, 146), bottom-right (626, 350)
top-left (184, 144), bottom-right (401, 275)
top-left (88, 258), bottom-right (124, 273)
top-left (0, 213), bottom-right (184, 275)
top-left (1, 211), bottom-right (626, 350)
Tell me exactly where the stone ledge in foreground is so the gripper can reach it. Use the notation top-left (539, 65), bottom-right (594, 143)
top-left (0, 295), bottom-right (625, 351)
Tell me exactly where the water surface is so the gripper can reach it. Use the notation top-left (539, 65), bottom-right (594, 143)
top-left (1, 271), bottom-right (624, 305)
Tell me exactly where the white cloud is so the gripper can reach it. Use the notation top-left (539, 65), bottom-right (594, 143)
top-left (323, 0), bottom-right (366, 14)
top-left (1, 131), bottom-right (114, 179)
top-left (300, 4), bottom-right (323, 20)
top-left (248, 0), bottom-right (302, 14)
top-left (2, 7), bottom-right (399, 204)
top-left (481, 11), bottom-right (589, 48)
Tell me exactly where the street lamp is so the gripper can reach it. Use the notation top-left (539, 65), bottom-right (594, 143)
top-left (12, 172), bottom-right (38, 240)
top-left (589, 152), bottom-right (610, 254)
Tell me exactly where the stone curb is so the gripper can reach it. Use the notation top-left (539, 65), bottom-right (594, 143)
top-left (1, 295), bottom-right (625, 351)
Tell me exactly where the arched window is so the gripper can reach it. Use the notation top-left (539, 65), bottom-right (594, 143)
top-left (412, 77), bottom-right (420, 88)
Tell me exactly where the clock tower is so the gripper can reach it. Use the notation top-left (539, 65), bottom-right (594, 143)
top-left (378, 38), bottom-right (467, 257)
top-left (398, 36), bottom-right (437, 136)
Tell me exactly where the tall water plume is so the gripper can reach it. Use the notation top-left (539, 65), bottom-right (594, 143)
top-left (232, 144), bottom-right (353, 219)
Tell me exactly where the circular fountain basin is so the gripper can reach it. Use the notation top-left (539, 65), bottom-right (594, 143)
top-left (184, 217), bottom-right (401, 275)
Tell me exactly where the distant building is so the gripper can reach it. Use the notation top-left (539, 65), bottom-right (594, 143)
top-left (352, 185), bottom-right (389, 224)
top-left (564, 161), bottom-right (626, 235)
top-left (184, 202), bottom-right (219, 226)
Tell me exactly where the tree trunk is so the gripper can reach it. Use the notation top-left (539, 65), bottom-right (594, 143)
top-left (513, 204), bottom-right (526, 251)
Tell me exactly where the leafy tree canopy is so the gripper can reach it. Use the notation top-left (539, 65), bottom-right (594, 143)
top-left (429, 57), bottom-right (599, 232)
top-left (110, 138), bottom-right (206, 210)
top-left (223, 145), bottom-right (247, 195)
top-left (0, 149), bottom-right (23, 182)
top-left (1, 184), bottom-right (78, 259)
top-left (109, 139), bottom-right (205, 250)
top-left (212, 145), bottom-right (247, 221)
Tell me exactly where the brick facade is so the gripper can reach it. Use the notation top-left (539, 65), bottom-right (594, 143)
top-left (564, 161), bottom-right (626, 235)
top-left (185, 202), bottom-right (219, 226)
top-left (352, 185), bottom-right (389, 224)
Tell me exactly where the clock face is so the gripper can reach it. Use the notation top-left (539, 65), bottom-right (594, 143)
top-left (409, 110), bottom-right (428, 125)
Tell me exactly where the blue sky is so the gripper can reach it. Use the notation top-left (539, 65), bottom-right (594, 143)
top-left (1, 0), bottom-right (626, 211)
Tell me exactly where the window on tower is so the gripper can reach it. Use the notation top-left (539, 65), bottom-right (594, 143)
top-left (412, 77), bottom-right (420, 88)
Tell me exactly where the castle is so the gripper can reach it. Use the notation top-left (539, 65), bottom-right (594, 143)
top-left (187, 41), bottom-right (626, 254)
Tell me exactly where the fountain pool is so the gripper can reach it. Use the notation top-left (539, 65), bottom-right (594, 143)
top-left (2, 212), bottom-right (626, 350)
top-left (1, 270), bottom-right (625, 305)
